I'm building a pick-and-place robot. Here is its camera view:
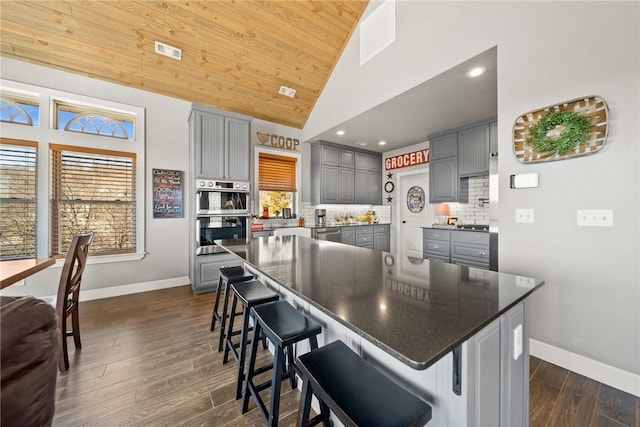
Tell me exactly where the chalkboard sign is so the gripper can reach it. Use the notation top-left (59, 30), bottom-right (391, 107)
top-left (152, 169), bottom-right (183, 218)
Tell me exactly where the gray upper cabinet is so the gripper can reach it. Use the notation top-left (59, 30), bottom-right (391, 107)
top-left (429, 157), bottom-right (460, 203)
top-left (226, 117), bottom-right (251, 181)
top-left (189, 105), bottom-right (251, 181)
top-left (429, 119), bottom-right (496, 203)
top-left (312, 141), bottom-right (381, 205)
top-left (430, 133), bottom-right (458, 159)
top-left (458, 124), bottom-right (490, 177)
top-left (429, 132), bottom-right (463, 203)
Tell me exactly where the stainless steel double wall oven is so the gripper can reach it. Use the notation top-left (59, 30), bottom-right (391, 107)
top-left (195, 180), bottom-right (250, 255)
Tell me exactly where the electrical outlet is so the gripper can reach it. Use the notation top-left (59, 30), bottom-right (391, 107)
top-left (577, 209), bottom-right (613, 227)
top-left (515, 209), bottom-right (534, 223)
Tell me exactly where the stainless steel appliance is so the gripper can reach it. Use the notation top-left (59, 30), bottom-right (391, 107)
top-left (314, 227), bottom-right (341, 242)
top-left (196, 180), bottom-right (250, 215)
top-left (195, 180), bottom-right (250, 255)
top-left (315, 209), bottom-right (326, 227)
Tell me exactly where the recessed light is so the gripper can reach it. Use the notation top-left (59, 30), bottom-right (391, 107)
top-left (378, 141), bottom-right (387, 146)
top-left (336, 130), bottom-right (345, 136)
top-left (355, 141), bottom-right (368, 146)
top-left (466, 66), bottom-right (487, 78)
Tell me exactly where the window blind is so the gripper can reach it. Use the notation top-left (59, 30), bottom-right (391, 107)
top-left (0, 139), bottom-right (37, 259)
top-left (258, 153), bottom-right (297, 192)
top-left (50, 144), bottom-right (136, 255)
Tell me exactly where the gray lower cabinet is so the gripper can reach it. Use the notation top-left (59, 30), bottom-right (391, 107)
top-left (341, 227), bottom-right (355, 246)
top-left (189, 105), bottom-right (251, 181)
top-left (424, 229), bottom-right (490, 269)
top-left (355, 225), bottom-right (374, 249)
top-left (192, 253), bottom-right (244, 294)
top-left (467, 301), bottom-right (527, 427)
top-left (451, 231), bottom-right (490, 267)
top-left (373, 225), bottom-right (390, 252)
top-left (423, 229), bottom-right (451, 262)
top-left (338, 225), bottom-right (389, 251)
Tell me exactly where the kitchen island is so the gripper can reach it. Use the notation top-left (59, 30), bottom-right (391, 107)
top-left (216, 236), bottom-right (544, 426)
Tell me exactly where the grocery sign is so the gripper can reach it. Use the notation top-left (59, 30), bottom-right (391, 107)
top-left (384, 149), bottom-right (430, 170)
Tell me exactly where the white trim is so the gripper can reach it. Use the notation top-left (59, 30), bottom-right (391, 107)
top-left (51, 252), bottom-right (146, 267)
top-left (42, 276), bottom-right (189, 302)
top-left (530, 338), bottom-right (640, 397)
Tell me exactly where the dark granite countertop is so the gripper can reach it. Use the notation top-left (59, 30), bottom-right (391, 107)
top-left (215, 236), bottom-right (543, 370)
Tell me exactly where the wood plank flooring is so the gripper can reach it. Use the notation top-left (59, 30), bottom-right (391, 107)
top-left (52, 285), bottom-right (639, 426)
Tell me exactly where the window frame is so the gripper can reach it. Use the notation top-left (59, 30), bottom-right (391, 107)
top-left (254, 147), bottom-right (301, 218)
top-left (0, 138), bottom-right (38, 260)
top-left (0, 79), bottom-right (146, 265)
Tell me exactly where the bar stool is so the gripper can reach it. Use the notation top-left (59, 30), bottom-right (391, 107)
top-left (296, 340), bottom-right (432, 427)
top-left (223, 280), bottom-right (279, 400)
top-left (241, 300), bottom-right (322, 427)
top-left (211, 266), bottom-right (254, 352)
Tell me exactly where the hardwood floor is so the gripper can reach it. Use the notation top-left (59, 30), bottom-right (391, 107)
top-left (529, 357), bottom-right (639, 427)
top-left (53, 286), bottom-right (639, 426)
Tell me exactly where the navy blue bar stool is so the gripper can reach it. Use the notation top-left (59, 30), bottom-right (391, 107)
top-left (241, 300), bottom-right (322, 427)
top-left (223, 280), bottom-right (279, 400)
top-left (211, 266), bottom-right (254, 352)
top-left (296, 340), bottom-right (432, 427)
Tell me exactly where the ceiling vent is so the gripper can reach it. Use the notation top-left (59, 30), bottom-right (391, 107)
top-left (278, 85), bottom-right (297, 98)
top-left (359, 0), bottom-right (396, 65)
top-left (154, 41), bottom-right (182, 61)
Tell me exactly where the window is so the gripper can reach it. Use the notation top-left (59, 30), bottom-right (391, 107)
top-left (0, 140), bottom-right (38, 259)
top-left (54, 101), bottom-right (135, 141)
top-left (258, 152), bottom-right (297, 218)
top-left (50, 145), bottom-right (136, 256)
top-left (1, 79), bottom-right (145, 262)
top-left (0, 91), bottom-right (40, 126)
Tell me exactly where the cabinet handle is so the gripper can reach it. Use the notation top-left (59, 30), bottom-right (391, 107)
top-left (479, 252), bottom-right (486, 256)
top-left (434, 245), bottom-right (439, 249)
top-left (453, 345), bottom-right (462, 396)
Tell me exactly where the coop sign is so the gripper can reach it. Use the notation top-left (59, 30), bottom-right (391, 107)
top-left (385, 149), bottom-right (430, 170)
top-left (257, 132), bottom-right (299, 151)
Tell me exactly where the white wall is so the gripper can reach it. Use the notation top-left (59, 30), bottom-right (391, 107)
top-left (304, 0), bottom-right (640, 390)
top-left (1, 57), bottom-right (192, 297)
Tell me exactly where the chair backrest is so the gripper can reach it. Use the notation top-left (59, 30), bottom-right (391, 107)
top-left (56, 232), bottom-right (93, 316)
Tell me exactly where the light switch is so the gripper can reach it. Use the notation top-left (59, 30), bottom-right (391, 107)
top-left (513, 324), bottom-right (523, 360)
top-left (515, 209), bottom-right (534, 223)
top-left (577, 209), bottom-right (613, 227)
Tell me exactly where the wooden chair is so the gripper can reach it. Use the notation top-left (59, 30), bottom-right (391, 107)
top-left (54, 232), bottom-right (93, 371)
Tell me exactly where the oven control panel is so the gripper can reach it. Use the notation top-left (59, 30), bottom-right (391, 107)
top-left (197, 180), bottom-right (250, 192)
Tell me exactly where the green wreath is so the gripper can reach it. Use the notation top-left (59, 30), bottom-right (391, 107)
top-left (527, 110), bottom-right (591, 155)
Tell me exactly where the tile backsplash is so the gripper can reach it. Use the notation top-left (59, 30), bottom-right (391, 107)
top-left (300, 202), bottom-right (391, 226)
top-left (447, 175), bottom-right (490, 224)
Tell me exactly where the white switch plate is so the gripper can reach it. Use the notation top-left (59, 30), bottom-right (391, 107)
top-left (515, 209), bottom-right (534, 223)
top-left (577, 209), bottom-right (613, 227)
top-left (513, 324), bottom-right (523, 360)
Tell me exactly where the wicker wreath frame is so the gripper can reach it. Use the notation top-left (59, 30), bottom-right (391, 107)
top-left (512, 95), bottom-right (609, 163)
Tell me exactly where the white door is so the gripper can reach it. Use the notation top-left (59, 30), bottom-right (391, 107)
top-left (396, 172), bottom-right (432, 258)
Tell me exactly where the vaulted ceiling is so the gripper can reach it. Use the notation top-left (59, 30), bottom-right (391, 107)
top-left (0, 1), bottom-right (368, 128)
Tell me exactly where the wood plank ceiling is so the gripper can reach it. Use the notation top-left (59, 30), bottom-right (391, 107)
top-left (0, 1), bottom-right (368, 128)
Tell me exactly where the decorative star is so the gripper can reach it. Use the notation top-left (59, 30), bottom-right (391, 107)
top-left (386, 196), bottom-right (393, 203)
top-left (386, 172), bottom-right (393, 180)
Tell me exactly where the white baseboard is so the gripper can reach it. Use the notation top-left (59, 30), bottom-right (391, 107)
top-left (42, 276), bottom-right (191, 302)
top-left (530, 338), bottom-right (640, 397)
